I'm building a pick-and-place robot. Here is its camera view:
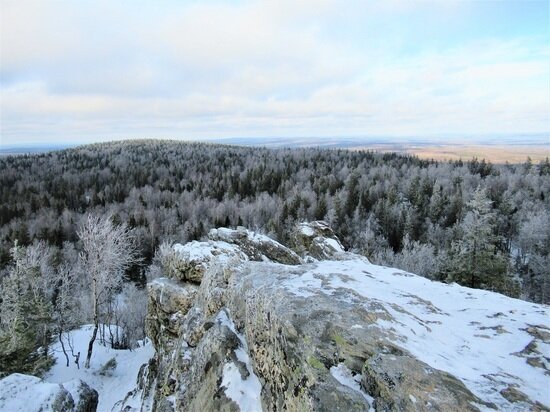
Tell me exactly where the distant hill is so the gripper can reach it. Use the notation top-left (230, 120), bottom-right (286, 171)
top-left (3, 134), bottom-right (546, 162)
top-left (0, 144), bottom-right (75, 156)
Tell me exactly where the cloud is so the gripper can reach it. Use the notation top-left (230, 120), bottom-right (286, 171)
top-left (0, 0), bottom-right (548, 144)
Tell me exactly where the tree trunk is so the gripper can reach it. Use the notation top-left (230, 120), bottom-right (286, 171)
top-left (85, 321), bottom-right (98, 369)
top-left (470, 240), bottom-right (477, 288)
top-left (85, 281), bottom-right (99, 369)
top-left (58, 330), bottom-right (69, 367)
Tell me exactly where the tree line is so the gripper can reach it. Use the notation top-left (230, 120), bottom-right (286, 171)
top-left (0, 140), bottom-right (548, 299)
top-left (0, 139), bottom-right (548, 375)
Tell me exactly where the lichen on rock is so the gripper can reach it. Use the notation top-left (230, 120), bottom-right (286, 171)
top-left (139, 224), bottom-right (549, 412)
top-left (292, 221), bottom-right (346, 260)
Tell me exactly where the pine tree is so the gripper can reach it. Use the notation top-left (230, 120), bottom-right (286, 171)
top-left (314, 196), bottom-right (328, 220)
top-left (0, 242), bottom-right (54, 377)
top-left (517, 210), bottom-right (550, 303)
top-left (444, 188), bottom-right (516, 295)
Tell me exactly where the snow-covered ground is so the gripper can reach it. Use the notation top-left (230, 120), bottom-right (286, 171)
top-left (283, 258), bottom-right (550, 409)
top-left (45, 325), bottom-right (154, 412)
top-left (0, 373), bottom-right (75, 411)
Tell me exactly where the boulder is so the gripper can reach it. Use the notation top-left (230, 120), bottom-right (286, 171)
top-left (208, 227), bottom-right (302, 265)
top-left (292, 221), bottom-right (345, 260)
top-left (168, 240), bottom-right (246, 283)
top-left (62, 379), bottom-right (99, 412)
top-left (362, 353), bottom-right (488, 411)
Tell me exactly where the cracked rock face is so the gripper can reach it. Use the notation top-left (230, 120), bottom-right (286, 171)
top-left (292, 221), bottom-right (346, 260)
top-left (138, 225), bottom-right (549, 412)
top-left (208, 227), bottom-right (302, 265)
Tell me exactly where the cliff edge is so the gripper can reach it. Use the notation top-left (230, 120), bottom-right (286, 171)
top-left (123, 222), bottom-right (549, 411)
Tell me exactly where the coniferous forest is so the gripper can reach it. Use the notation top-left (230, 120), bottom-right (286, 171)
top-left (1, 140), bottom-right (548, 302)
top-left (1, 139), bottom-right (549, 377)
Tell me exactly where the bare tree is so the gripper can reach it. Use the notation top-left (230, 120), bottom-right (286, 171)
top-left (77, 214), bottom-right (139, 369)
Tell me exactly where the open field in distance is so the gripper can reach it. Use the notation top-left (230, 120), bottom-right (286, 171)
top-left (350, 144), bottom-right (549, 164)
top-left (1, 138), bottom-right (548, 164)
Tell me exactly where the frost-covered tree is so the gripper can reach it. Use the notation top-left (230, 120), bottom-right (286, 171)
top-left (115, 283), bottom-right (148, 349)
top-left (0, 242), bottom-right (55, 377)
top-left (517, 210), bottom-right (550, 303)
top-left (77, 214), bottom-right (139, 368)
top-left (51, 243), bottom-right (82, 367)
top-left (370, 234), bottom-right (442, 280)
top-left (444, 188), bottom-right (516, 294)
top-left (0, 140), bottom-right (547, 300)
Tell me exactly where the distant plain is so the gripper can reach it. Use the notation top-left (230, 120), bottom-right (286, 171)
top-left (1, 135), bottom-right (548, 163)
top-left (349, 144), bottom-right (549, 163)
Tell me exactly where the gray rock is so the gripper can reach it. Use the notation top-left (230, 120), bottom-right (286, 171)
top-left (209, 227), bottom-right (302, 265)
top-left (146, 278), bottom-right (199, 349)
top-left (167, 240), bottom-right (246, 283)
top-left (362, 353), bottom-right (486, 411)
top-left (62, 379), bottom-right (99, 412)
top-left (292, 221), bottom-right (346, 260)
top-left (141, 225), bottom-right (548, 412)
top-left (177, 315), bottom-right (242, 412)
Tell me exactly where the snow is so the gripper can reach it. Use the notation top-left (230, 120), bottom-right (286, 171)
top-left (211, 227), bottom-right (296, 259)
top-left (298, 223), bottom-right (316, 237)
top-left (283, 258), bottom-right (550, 409)
top-left (330, 363), bottom-right (375, 411)
top-left (250, 231), bottom-right (278, 244)
top-left (322, 237), bottom-right (344, 252)
top-left (0, 374), bottom-right (68, 412)
top-left (217, 311), bottom-right (263, 412)
top-left (174, 239), bottom-right (245, 263)
top-left (44, 325), bottom-right (155, 412)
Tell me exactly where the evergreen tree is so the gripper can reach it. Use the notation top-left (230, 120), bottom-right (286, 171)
top-left (314, 196), bottom-right (328, 220)
top-left (517, 210), bottom-right (550, 303)
top-left (0, 242), bottom-right (54, 377)
top-left (444, 188), bottom-right (516, 295)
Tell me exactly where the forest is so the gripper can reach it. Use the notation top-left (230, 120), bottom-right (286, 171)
top-left (0, 140), bottom-right (548, 375)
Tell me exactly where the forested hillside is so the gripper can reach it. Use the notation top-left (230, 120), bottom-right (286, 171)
top-left (0, 140), bottom-right (548, 303)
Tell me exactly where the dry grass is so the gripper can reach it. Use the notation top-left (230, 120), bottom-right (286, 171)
top-left (351, 144), bottom-right (549, 164)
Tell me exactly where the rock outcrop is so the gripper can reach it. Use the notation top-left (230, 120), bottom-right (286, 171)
top-left (129, 222), bottom-right (549, 412)
top-left (292, 221), bottom-right (345, 260)
top-left (208, 227), bottom-right (302, 265)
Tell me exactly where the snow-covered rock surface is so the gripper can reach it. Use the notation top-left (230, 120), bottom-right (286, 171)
top-left (43, 325), bottom-right (154, 412)
top-left (0, 373), bottom-right (76, 412)
top-left (170, 239), bottom-right (246, 283)
top-left (142, 225), bottom-right (550, 411)
top-left (293, 221), bottom-right (345, 260)
top-left (208, 226), bottom-right (302, 265)
top-left (217, 311), bottom-right (263, 412)
top-left (282, 258), bottom-right (550, 410)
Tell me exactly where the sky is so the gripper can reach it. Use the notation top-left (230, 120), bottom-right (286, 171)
top-left (0, 0), bottom-right (549, 146)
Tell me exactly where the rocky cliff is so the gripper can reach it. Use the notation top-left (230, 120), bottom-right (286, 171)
top-left (123, 222), bottom-right (549, 412)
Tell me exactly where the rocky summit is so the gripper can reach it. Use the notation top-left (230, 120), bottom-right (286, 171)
top-left (121, 222), bottom-right (548, 412)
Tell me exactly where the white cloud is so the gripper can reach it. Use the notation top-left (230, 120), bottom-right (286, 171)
top-left (0, 0), bottom-right (548, 144)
